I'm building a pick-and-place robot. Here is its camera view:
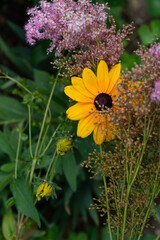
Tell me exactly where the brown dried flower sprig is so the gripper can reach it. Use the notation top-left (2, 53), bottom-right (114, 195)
top-left (83, 43), bottom-right (160, 240)
top-left (56, 16), bottom-right (134, 77)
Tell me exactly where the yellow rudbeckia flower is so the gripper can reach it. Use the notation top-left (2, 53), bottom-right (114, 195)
top-left (64, 60), bottom-right (121, 145)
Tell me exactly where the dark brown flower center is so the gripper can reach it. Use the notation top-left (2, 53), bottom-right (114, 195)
top-left (94, 93), bottom-right (112, 110)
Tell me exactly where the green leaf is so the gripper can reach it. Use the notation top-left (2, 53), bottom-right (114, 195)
top-left (147, 0), bottom-right (160, 17)
top-left (74, 135), bottom-right (98, 161)
top-left (102, 227), bottom-right (116, 240)
top-left (121, 52), bottom-right (141, 70)
top-left (0, 163), bottom-right (15, 172)
top-left (88, 226), bottom-right (98, 240)
top-left (5, 197), bottom-right (15, 208)
top-left (7, 20), bottom-right (25, 42)
top-left (138, 25), bottom-right (154, 45)
top-left (138, 20), bottom-right (160, 45)
top-left (2, 210), bottom-right (16, 240)
top-left (0, 172), bottom-right (13, 191)
top-left (33, 69), bottom-right (52, 95)
top-left (10, 179), bottom-right (40, 227)
top-left (0, 131), bottom-right (16, 159)
top-left (31, 44), bottom-right (50, 65)
top-left (151, 205), bottom-right (160, 222)
top-left (0, 37), bottom-right (33, 77)
top-left (142, 234), bottom-right (156, 240)
top-left (0, 95), bottom-right (27, 122)
top-left (67, 232), bottom-right (87, 240)
top-left (62, 151), bottom-right (77, 192)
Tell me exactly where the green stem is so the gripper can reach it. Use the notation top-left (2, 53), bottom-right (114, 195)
top-left (29, 158), bottom-right (37, 186)
top-left (137, 160), bottom-right (160, 240)
top-left (49, 154), bottom-right (59, 181)
top-left (34, 78), bottom-right (58, 159)
top-left (45, 149), bottom-right (57, 180)
top-left (100, 145), bottom-right (113, 240)
top-left (121, 185), bottom-right (130, 239)
top-left (156, 233), bottom-right (160, 240)
top-left (137, 194), bottom-right (156, 240)
top-left (39, 123), bottom-right (61, 158)
top-left (38, 108), bottom-right (52, 156)
top-left (38, 125), bottom-right (50, 156)
top-left (15, 132), bottom-right (22, 179)
top-left (29, 75), bottom-right (58, 185)
top-left (28, 105), bottom-right (33, 159)
top-left (1, 75), bottom-right (32, 94)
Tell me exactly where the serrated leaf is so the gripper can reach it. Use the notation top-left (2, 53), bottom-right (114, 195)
top-left (62, 151), bottom-right (77, 192)
top-left (10, 179), bottom-right (40, 227)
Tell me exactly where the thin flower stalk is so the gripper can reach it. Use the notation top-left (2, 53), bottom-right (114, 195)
top-left (39, 123), bottom-right (61, 158)
top-left (15, 132), bottom-right (22, 179)
top-left (29, 72), bottom-right (59, 185)
top-left (100, 145), bottom-right (113, 240)
top-left (33, 77), bottom-right (58, 159)
top-left (0, 74), bottom-right (32, 94)
top-left (45, 149), bottom-right (57, 181)
top-left (37, 108), bottom-right (51, 156)
top-left (28, 104), bottom-right (33, 159)
top-left (49, 154), bottom-right (59, 182)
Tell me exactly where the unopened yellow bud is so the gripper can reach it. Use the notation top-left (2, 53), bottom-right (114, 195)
top-left (56, 138), bottom-right (72, 155)
top-left (36, 182), bottom-right (53, 201)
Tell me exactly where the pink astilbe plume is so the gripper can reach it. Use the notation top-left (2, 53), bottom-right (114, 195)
top-left (151, 80), bottom-right (160, 101)
top-left (149, 42), bottom-right (160, 101)
top-left (25, 0), bottom-right (134, 76)
top-left (25, 0), bottom-right (108, 54)
top-left (149, 43), bottom-right (160, 61)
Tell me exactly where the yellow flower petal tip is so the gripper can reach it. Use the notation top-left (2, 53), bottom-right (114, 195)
top-left (64, 60), bottom-right (121, 144)
top-left (36, 182), bottom-right (53, 201)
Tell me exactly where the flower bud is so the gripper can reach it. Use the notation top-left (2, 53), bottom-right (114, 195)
top-left (56, 138), bottom-right (72, 155)
top-left (36, 182), bottom-right (53, 201)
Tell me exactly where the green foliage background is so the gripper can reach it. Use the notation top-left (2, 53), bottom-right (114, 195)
top-left (0, 0), bottom-right (160, 239)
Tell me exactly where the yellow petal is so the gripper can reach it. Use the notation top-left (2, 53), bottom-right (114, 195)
top-left (97, 60), bottom-right (109, 93)
top-left (77, 114), bottom-right (96, 138)
top-left (106, 122), bottom-right (116, 141)
top-left (71, 77), bottom-right (94, 99)
top-left (82, 68), bottom-right (98, 96)
top-left (109, 85), bottom-right (119, 96)
top-left (107, 63), bottom-right (121, 94)
top-left (93, 125), bottom-right (106, 145)
top-left (64, 85), bottom-right (93, 103)
top-left (66, 102), bottom-right (95, 120)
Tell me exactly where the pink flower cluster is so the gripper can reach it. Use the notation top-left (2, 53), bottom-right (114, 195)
top-left (25, 0), bottom-right (108, 55)
top-left (149, 44), bottom-right (160, 61)
top-left (149, 43), bottom-right (160, 102)
top-left (151, 80), bottom-right (160, 102)
top-left (25, 0), bottom-right (134, 76)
